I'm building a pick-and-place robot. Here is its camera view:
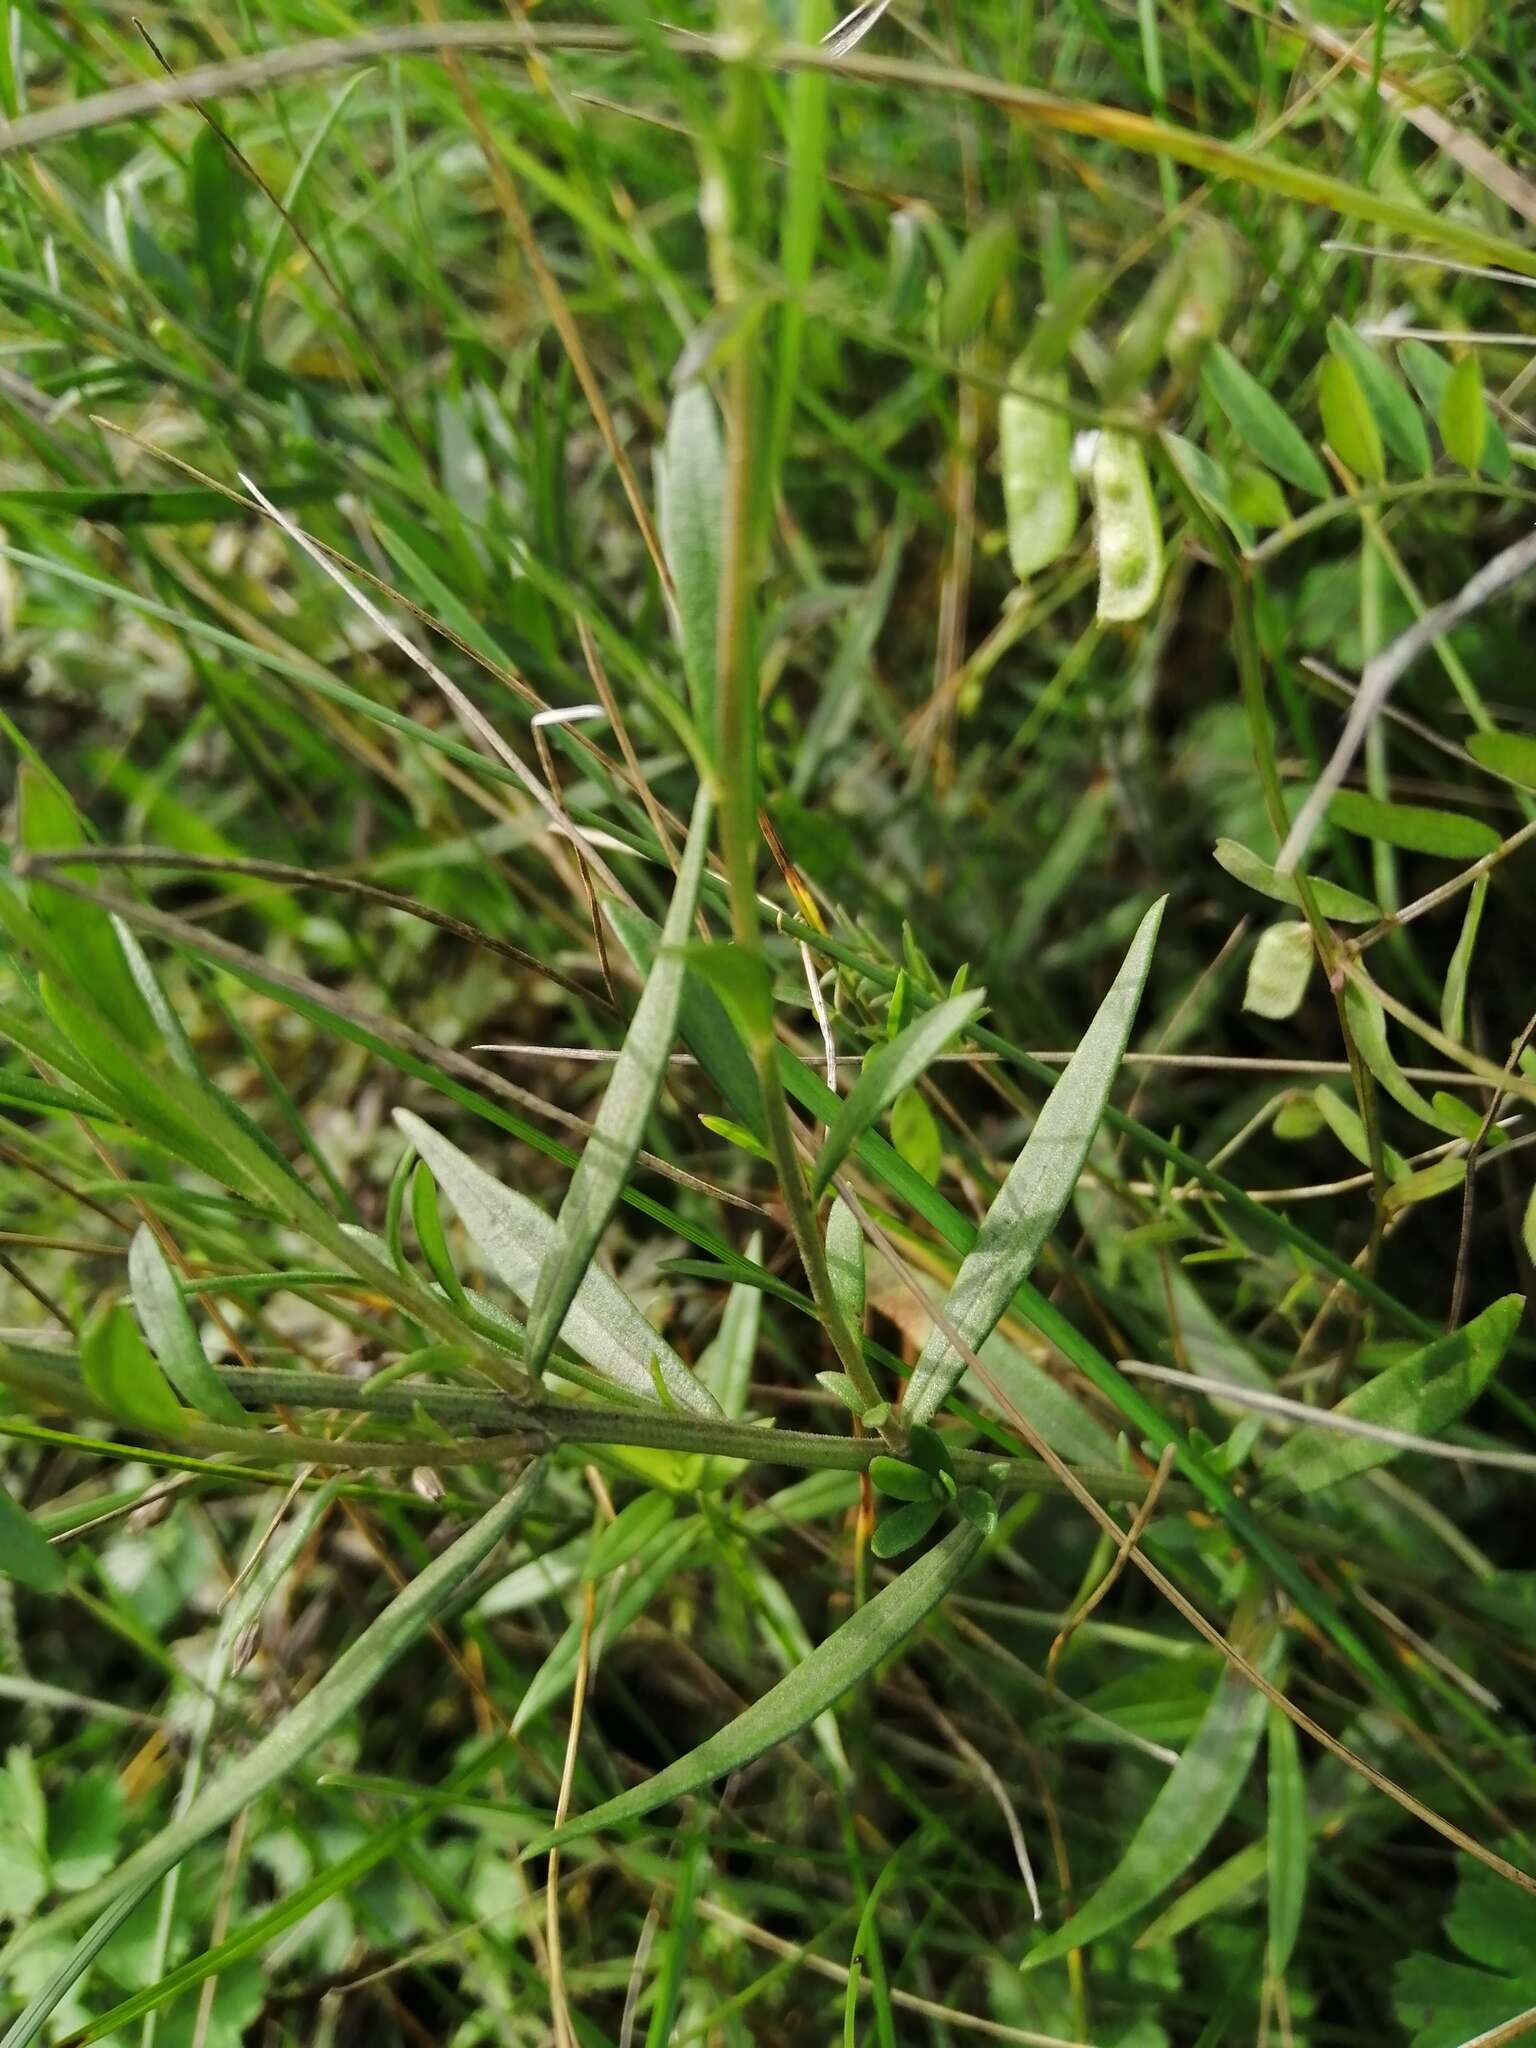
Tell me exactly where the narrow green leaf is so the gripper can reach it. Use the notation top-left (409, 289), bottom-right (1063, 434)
top-left (1025, 1659), bottom-right (1272, 1967)
top-left (813, 990), bottom-right (985, 1196)
top-left (698, 1113), bottom-right (770, 1160)
top-left (1202, 343), bottom-right (1330, 498)
top-left (79, 1303), bottom-right (186, 1437)
top-left (1267, 1705), bottom-right (1307, 1975)
top-left (1104, 243), bottom-right (1194, 400)
top-left (583, 1493), bottom-right (676, 1582)
top-left (816, 1371), bottom-right (864, 1416)
top-left (659, 385), bottom-right (724, 744)
top-left (1326, 790), bottom-right (1499, 859)
top-left (1134, 1841), bottom-right (1267, 1948)
top-left (683, 941), bottom-right (775, 1050)
top-left (901, 898), bottom-right (1164, 1428)
top-left (744, 1551), bottom-right (850, 1783)
top-left (1262, 1295), bottom-right (1522, 1498)
top-left (1326, 322), bottom-right (1432, 475)
top-left (0, 1465), bottom-right (542, 2018)
top-left (514, 1517), bottom-right (702, 1733)
top-left (1243, 923), bottom-right (1312, 1021)
top-left (1319, 351), bottom-right (1384, 483)
top-left (1000, 369), bottom-right (1079, 580)
top-left (533, 1518), bottom-right (985, 1851)
top-left (30, 978), bottom-right (473, 1358)
top-left (1344, 981), bottom-right (1465, 1137)
top-left (940, 216), bottom-right (1016, 346)
top-left (1428, 1091), bottom-right (1488, 1144)
top-left (396, 1110), bottom-right (719, 1417)
top-left (826, 1199), bottom-right (865, 1337)
top-left (870, 1499), bottom-right (942, 1558)
top-left (411, 1161), bottom-right (468, 1309)
top-left (1163, 431), bottom-right (1254, 547)
top-left (1312, 1085), bottom-right (1408, 1181)
top-left (1399, 340), bottom-right (1510, 479)
top-left (1524, 1188), bottom-right (1536, 1266)
top-left (1228, 464), bottom-right (1288, 529)
top-left (127, 1226), bottom-right (246, 1425)
top-left (1213, 838), bottom-right (1378, 922)
top-left (1441, 875), bottom-right (1488, 1043)
top-left (526, 790), bottom-right (715, 1383)
top-left (1441, 355), bottom-right (1488, 474)
top-left (1467, 728), bottom-right (1536, 791)
top-left (890, 1086), bottom-right (943, 1184)
top-left (17, 767), bottom-right (156, 1054)
top-left (1092, 430), bottom-right (1163, 623)
top-left (699, 1234), bottom-right (763, 1420)
top-left (0, 1481), bottom-right (63, 1594)
top-left (1381, 1155), bottom-right (1468, 1213)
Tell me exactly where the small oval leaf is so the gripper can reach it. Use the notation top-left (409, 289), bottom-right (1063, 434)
top-left (1318, 351), bottom-right (1384, 483)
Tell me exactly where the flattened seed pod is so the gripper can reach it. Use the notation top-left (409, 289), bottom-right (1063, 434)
top-left (1091, 429), bottom-right (1163, 623)
top-left (1000, 366), bottom-right (1078, 582)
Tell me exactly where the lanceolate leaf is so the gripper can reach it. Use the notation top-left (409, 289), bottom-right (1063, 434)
top-left (1213, 838), bottom-right (1378, 923)
top-left (0, 1480), bottom-right (64, 1594)
top-left (699, 1233), bottom-right (764, 1420)
top-left (1399, 339), bottom-right (1510, 480)
top-left (659, 383), bottom-right (725, 745)
top-left (901, 899), bottom-right (1163, 1428)
top-left (1202, 343), bottom-right (1330, 498)
top-left (1318, 350), bottom-right (1384, 483)
top-left (1267, 1704), bottom-right (1308, 1977)
top-left (1467, 728), bottom-right (1536, 791)
top-left (17, 766), bottom-right (157, 1055)
top-left (812, 989), bottom-right (985, 1196)
top-left (79, 1303), bottom-right (186, 1437)
top-left (1442, 874), bottom-right (1488, 1043)
top-left (1343, 980), bottom-right (1466, 1138)
top-left (2, 1463), bottom-right (543, 2015)
top-left (531, 1516), bottom-right (984, 1852)
top-left (525, 788), bottom-right (715, 1383)
top-left (1326, 321), bottom-right (1431, 476)
top-left (1024, 1658), bottom-right (1273, 1967)
top-left (396, 1109), bottom-right (719, 1416)
top-left (1262, 1295), bottom-right (1522, 1498)
top-left (127, 1226), bottom-right (247, 1426)
top-left (1326, 791), bottom-right (1498, 860)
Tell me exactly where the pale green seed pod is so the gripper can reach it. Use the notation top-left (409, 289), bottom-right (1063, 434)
top-left (999, 367), bottom-right (1078, 582)
top-left (1091, 429), bottom-right (1163, 624)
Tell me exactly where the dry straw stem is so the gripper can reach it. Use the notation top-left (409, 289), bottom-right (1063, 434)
top-left (6, 26), bottom-right (1536, 279)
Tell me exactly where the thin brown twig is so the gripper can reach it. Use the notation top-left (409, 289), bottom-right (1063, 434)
top-left (1045, 1444), bottom-right (1177, 1693)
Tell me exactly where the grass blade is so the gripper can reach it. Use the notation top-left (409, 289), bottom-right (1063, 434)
top-left (525, 788), bottom-right (715, 1381)
top-left (900, 899), bottom-right (1163, 1427)
top-left (532, 1517), bottom-right (985, 1851)
top-left (660, 387), bottom-right (725, 747)
top-left (127, 1225), bottom-right (248, 1426)
top-left (1260, 1296), bottom-right (1522, 1499)
top-left (1024, 1656), bottom-right (1272, 1968)
top-left (811, 989), bottom-right (986, 1196)
top-left (397, 1109), bottom-right (719, 1415)
top-left (0, 1461), bottom-right (542, 2034)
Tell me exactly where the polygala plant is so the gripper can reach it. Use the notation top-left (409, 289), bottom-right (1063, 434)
top-left (0, 3), bottom-right (1534, 2045)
